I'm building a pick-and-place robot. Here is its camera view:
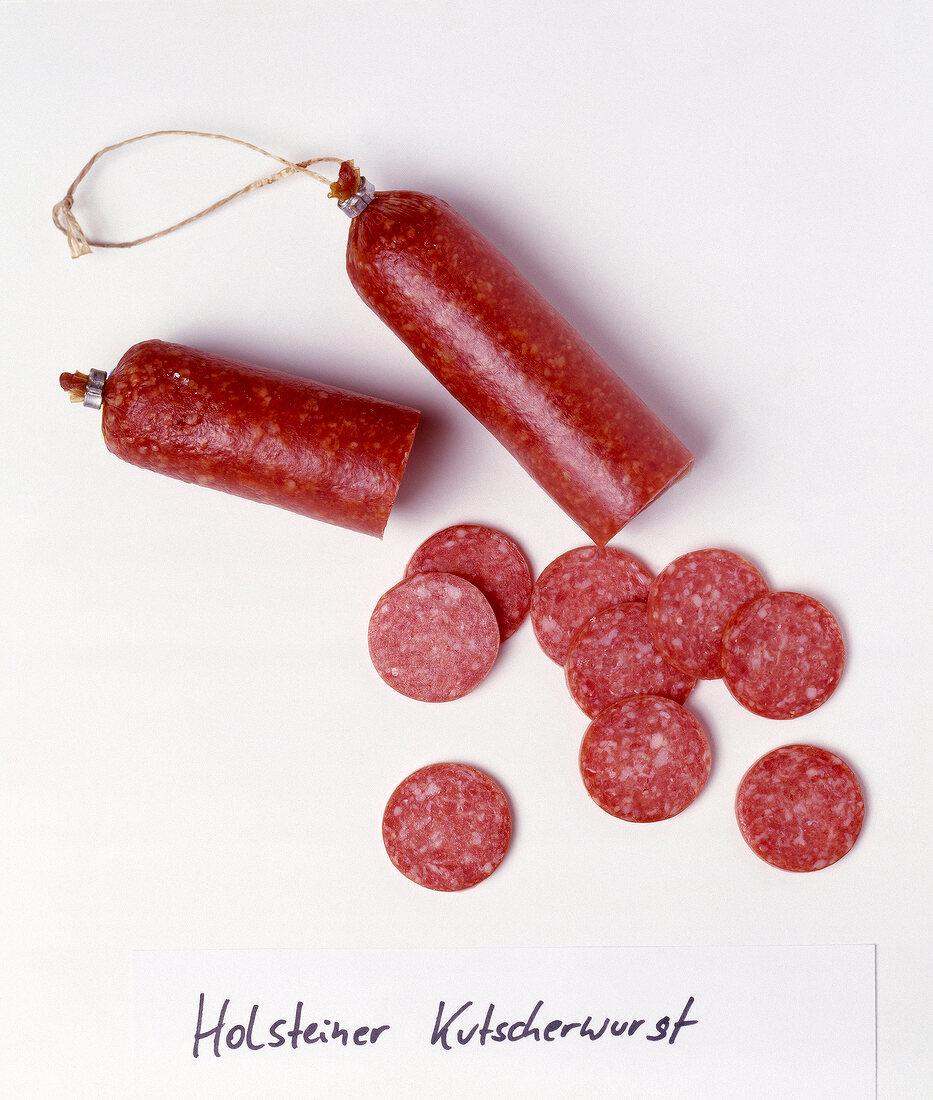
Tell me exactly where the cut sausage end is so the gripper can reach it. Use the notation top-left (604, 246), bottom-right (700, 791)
top-left (647, 547), bottom-right (768, 680)
top-left (566, 601), bottom-right (697, 718)
top-left (579, 695), bottom-right (711, 823)
top-left (735, 744), bottom-right (864, 872)
top-left (720, 591), bottom-right (845, 719)
top-left (592, 454), bottom-right (695, 546)
top-left (404, 523), bottom-right (533, 641)
top-left (531, 545), bottom-right (654, 665)
top-left (368, 571), bottom-right (500, 702)
top-left (382, 762), bottom-right (512, 891)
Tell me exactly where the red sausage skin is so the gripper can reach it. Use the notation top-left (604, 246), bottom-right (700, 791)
top-left (100, 340), bottom-right (420, 537)
top-left (346, 191), bottom-right (693, 545)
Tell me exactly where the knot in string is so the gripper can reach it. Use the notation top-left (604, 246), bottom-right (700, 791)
top-left (52, 129), bottom-right (349, 257)
top-left (52, 195), bottom-right (92, 258)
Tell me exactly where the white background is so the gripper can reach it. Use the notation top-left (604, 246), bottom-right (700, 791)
top-left (1, 1), bottom-right (930, 1096)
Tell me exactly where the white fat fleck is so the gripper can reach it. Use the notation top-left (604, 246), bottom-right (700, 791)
top-left (650, 732), bottom-right (666, 749)
top-left (445, 584), bottom-right (463, 601)
top-left (691, 594), bottom-right (703, 608)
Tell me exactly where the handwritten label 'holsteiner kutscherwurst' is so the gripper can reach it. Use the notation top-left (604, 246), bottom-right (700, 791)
top-left (192, 994), bottom-right (697, 1058)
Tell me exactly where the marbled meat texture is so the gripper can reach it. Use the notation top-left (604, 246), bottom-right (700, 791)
top-left (579, 695), bottom-right (711, 823)
top-left (647, 548), bottom-right (768, 679)
top-left (735, 744), bottom-right (864, 872)
top-left (531, 545), bottom-right (653, 664)
top-left (565, 601), bottom-right (696, 718)
top-left (720, 591), bottom-right (845, 719)
top-left (405, 523), bottom-right (532, 640)
top-left (382, 762), bottom-right (512, 890)
top-left (368, 572), bottom-right (499, 701)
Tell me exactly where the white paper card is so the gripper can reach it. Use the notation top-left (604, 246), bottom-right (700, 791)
top-left (134, 945), bottom-right (875, 1099)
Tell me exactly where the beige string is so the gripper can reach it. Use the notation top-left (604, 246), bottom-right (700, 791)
top-left (52, 130), bottom-right (346, 259)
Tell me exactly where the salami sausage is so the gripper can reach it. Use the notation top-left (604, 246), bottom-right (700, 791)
top-left (59, 340), bottom-right (420, 537)
top-left (565, 602), bottom-right (696, 718)
top-left (382, 762), bottom-right (512, 891)
top-left (720, 591), bottom-right (845, 719)
top-left (530, 545), bottom-right (653, 665)
top-left (579, 695), bottom-right (711, 823)
top-left (735, 744), bottom-right (864, 871)
top-left (647, 548), bottom-right (768, 679)
top-left (404, 524), bottom-right (533, 641)
top-left (343, 182), bottom-right (693, 544)
top-left (368, 572), bottom-right (499, 701)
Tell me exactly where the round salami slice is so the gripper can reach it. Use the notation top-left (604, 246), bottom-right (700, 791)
top-left (368, 572), bottom-right (499, 702)
top-left (382, 762), bottom-right (512, 891)
top-left (565, 602), bottom-right (696, 718)
top-left (720, 591), bottom-right (845, 719)
top-left (735, 744), bottom-right (864, 872)
top-left (579, 695), bottom-right (711, 823)
top-left (404, 524), bottom-right (533, 641)
top-left (531, 546), bottom-right (653, 665)
top-left (647, 548), bottom-right (768, 679)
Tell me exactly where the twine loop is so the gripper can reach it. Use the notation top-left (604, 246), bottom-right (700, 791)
top-left (52, 130), bottom-right (347, 257)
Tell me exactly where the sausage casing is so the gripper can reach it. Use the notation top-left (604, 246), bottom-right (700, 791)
top-left (92, 339), bottom-right (420, 536)
top-left (346, 191), bottom-right (692, 544)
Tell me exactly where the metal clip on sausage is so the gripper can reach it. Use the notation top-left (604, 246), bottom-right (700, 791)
top-left (59, 369), bottom-right (107, 408)
top-left (82, 368), bottom-right (107, 409)
top-left (337, 177), bottom-right (375, 219)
